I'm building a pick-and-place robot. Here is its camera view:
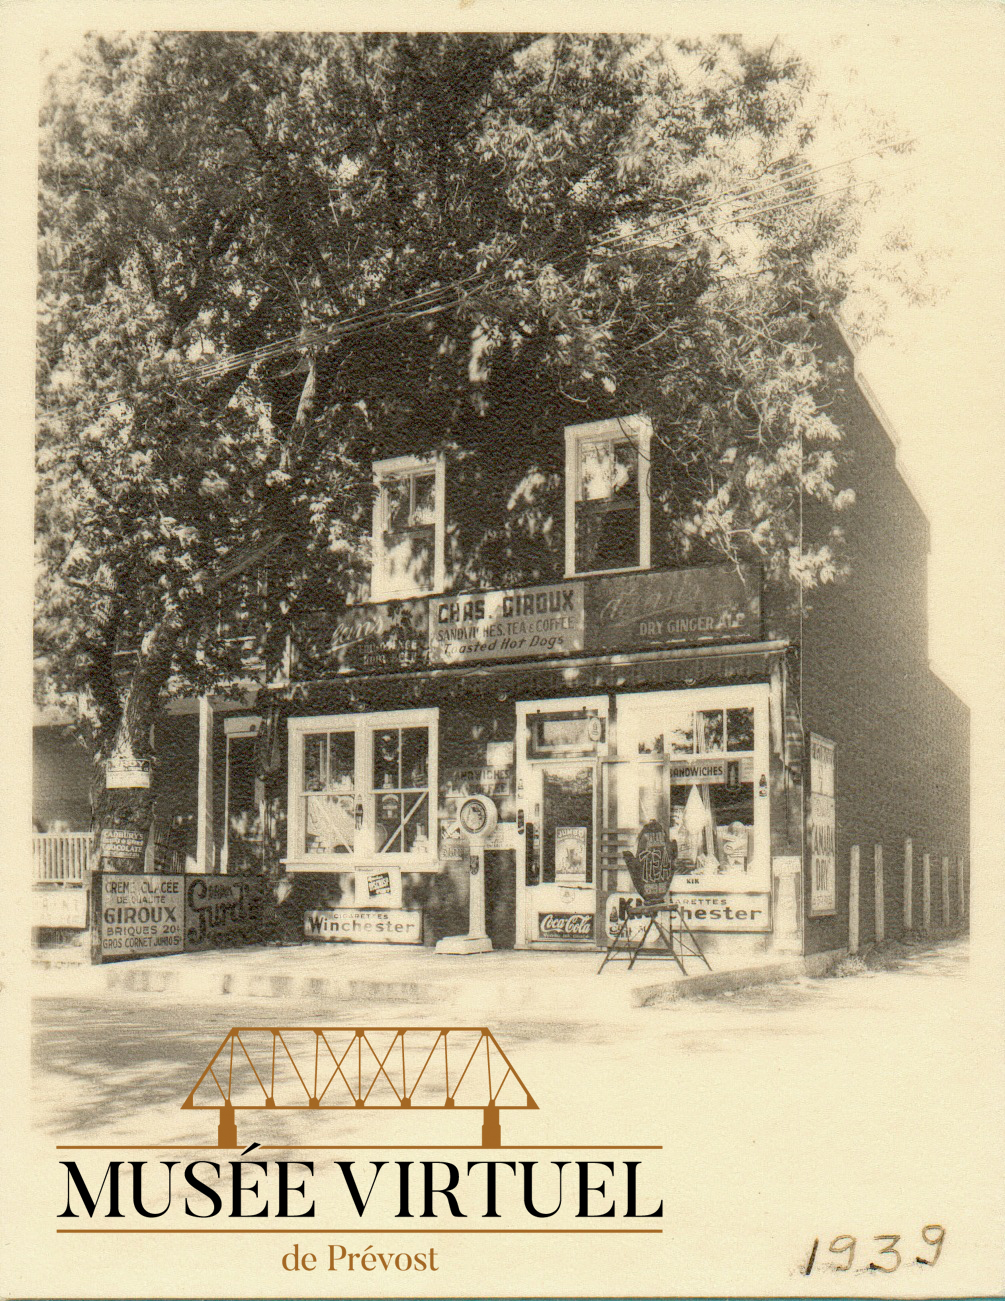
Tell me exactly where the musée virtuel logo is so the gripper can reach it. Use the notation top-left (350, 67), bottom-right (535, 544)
top-left (57, 1026), bottom-right (664, 1227)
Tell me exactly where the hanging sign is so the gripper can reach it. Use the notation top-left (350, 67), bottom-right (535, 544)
top-left (808, 734), bottom-right (837, 916)
top-left (105, 757), bottom-right (152, 789)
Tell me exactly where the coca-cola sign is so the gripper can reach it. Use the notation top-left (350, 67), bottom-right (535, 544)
top-left (538, 912), bottom-right (594, 940)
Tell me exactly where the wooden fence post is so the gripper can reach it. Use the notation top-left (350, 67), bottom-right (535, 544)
top-left (849, 845), bottom-right (860, 955)
top-left (942, 855), bottom-right (951, 927)
top-left (922, 853), bottom-right (932, 933)
top-left (903, 838), bottom-right (913, 932)
top-left (957, 853), bottom-right (967, 922)
top-left (874, 843), bottom-right (885, 944)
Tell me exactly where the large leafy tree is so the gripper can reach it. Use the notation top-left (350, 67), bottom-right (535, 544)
top-left (36, 32), bottom-right (891, 843)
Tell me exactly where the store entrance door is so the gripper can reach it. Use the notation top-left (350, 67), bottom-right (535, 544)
top-left (515, 697), bottom-right (608, 949)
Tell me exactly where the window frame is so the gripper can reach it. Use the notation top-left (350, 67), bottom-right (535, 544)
top-left (371, 453), bottom-right (446, 601)
top-left (614, 684), bottom-right (770, 886)
top-left (221, 715), bottom-right (263, 875)
top-left (564, 414), bottom-right (652, 578)
top-left (286, 707), bottom-right (439, 871)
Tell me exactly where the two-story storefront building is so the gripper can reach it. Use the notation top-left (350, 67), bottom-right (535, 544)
top-left (35, 330), bottom-right (970, 964)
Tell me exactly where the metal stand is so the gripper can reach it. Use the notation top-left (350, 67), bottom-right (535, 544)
top-left (436, 839), bottom-right (494, 955)
top-left (598, 901), bottom-right (712, 975)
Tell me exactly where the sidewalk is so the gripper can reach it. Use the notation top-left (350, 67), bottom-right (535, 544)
top-left (32, 939), bottom-right (839, 1018)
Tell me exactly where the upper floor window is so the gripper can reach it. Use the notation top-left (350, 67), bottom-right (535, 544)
top-left (565, 415), bottom-right (652, 577)
top-left (371, 454), bottom-right (445, 601)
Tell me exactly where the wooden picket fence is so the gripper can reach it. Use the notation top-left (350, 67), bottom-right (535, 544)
top-left (847, 838), bottom-right (968, 954)
top-left (32, 832), bottom-right (92, 884)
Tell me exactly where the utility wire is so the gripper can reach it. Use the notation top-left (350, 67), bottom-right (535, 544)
top-left (187, 136), bottom-right (915, 381)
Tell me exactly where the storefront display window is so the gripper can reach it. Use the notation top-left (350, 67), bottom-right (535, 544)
top-left (287, 709), bottom-right (438, 869)
top-left (615, 687), bottom-right (768, 892)
top-left (303, 730), bottom-right (356, 855)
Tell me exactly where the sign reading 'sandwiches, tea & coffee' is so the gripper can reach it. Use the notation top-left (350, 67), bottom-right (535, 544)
top-left (430, 582), bottom-right (584, 665)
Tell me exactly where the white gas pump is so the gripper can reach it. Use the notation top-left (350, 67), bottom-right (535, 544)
top-left (435, 794), bottom-right (498, 955)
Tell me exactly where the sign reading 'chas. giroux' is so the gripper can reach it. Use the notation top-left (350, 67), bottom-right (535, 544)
top-left (295, 564), bottom-right (761, 676)
top-left (430, 582), bottom-right (584, 665)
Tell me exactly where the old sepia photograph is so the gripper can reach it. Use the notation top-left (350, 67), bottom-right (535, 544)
top-left (6, 6), bottom-right (1003, 1298)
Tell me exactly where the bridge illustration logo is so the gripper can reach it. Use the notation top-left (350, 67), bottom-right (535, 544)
top-left (182, 1026), bottom-right (538, 1149)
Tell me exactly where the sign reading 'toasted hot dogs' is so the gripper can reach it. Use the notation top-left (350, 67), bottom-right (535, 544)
top-left (429, 582), bottom-right (584, 664)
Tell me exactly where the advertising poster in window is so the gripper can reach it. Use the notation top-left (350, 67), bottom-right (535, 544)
top-left (554, 826), bottom-right (588, 880)
top-left (808, 734), bottom-right (837, 916)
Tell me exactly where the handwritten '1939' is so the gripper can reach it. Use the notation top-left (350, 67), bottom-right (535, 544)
top-left (804, 1225), bottom-right (945, 1274)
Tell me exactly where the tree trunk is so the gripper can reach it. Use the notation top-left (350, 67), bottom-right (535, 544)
top-left (90, 615), bottom-right (183, 872)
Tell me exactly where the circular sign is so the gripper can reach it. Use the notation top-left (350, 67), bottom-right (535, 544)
top-left (625, 819), bottom-right (677, 903)
top-left (457, 794), bottom-right (498, 839)
top-left (587, 716), bottom-right (603, 742)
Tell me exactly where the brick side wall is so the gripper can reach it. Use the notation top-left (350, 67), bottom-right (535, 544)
top-left (797, 335), bottom-right (970, 954)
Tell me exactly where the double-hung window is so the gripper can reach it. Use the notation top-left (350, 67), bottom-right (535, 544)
top-left (287, 708), bottom-right (438, 870)
top-left (371, 455), bottom-right (445, 600)
top-left (564, 415), bottom-right (651, 576)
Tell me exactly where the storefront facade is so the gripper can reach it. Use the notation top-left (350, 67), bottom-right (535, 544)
top-left (35, 361), bottom-right (970, 963)
top-left (278, 562), bottom-right (806, 961)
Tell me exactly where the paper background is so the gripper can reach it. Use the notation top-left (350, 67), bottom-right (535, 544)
top-left (3, 2), bottom-right (1003, 1296)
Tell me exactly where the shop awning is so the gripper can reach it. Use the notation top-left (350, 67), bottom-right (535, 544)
top-left (274, 640), bottom-right (792, 714)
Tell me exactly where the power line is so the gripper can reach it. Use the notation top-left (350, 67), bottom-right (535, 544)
top-left (186, 135), bottom-right (917, 381)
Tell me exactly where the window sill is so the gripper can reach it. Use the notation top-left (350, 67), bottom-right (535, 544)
top-left (565, 563), bottom-right (651, 580)
top-left (283, 858), bottom-right (442, 874)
